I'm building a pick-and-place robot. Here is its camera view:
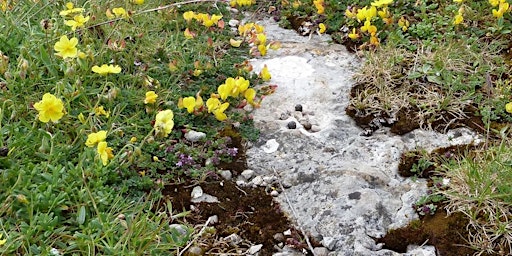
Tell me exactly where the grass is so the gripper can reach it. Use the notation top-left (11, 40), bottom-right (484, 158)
top-left (0, 0), bottom-right (272, 254)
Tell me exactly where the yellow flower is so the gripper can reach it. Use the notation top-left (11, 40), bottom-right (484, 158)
top-left (33, 93), bottom-right (65, 123)
top-left (398, 16), bottom-right (410, 31)
top-left (92, 64), bottom-right (121, 75)
top-left (59, 2), bottom-right (84, 16)
top-left (244, 88), bottom-right (256, 105)
top-left (94, 106), bottom-right (110, 118)
top-left (357, 6), bottom-right (377, 22)
top-left (213, 103), bottom-right (229, 121)
top-left (348, 28), bottom-right (359, 40)
top-left (256, 33), bottom-right (267, 45)
top-left (64, 14), bottom-right (90, 31)
top-left (97, 141), bottom-right (114, 166)
top-left (361, 20), bottom-right (377, 34)
top-left (144, 91), bottom-right (158, 104)
top-left (218, 78), bottom-right (234, 100)
top-left (370, 35), bottom-right (380, 46)
top-left (492, 1), bottom-right (509, 18)
top-left (258, 44), bottom-right (268, 56)
top-left (0, 233), bottom-right (6, 246)
top-left (183, 11), bottom-right (195, 22)
top-left (260, 65), bottom-right (271, 81)
top-left (506, 102), bottom-right (512, 113)
top-left (318, 23), bottom-right (327, 34)
top-left (453, 13), bottom-right (464, 25)
top-left (371, 0), bottom-right (393, 7)
top-left (230, 38), bottom-right (243, 47)
top-left (313, 0), bottom-right (324, 14)
top-left (154, 110), bottom-right (174, 137)
top-left (489, 0), bottom-right (500, 7)
top-left (85, 130), bottom-right (107, 147)
top-left (54, 35), bottom-right (78, 59)
top-left (182, 96), bottom-right (196, 113)
top-left (206, 97), bottom-right (221, 113)
top-left (453, 0), bottom-right (464, 2)
top-left (345, 8), bottom-right (357, 19)
top-left (133, 0), bottom-right (144, 4)
top-left (112, 7), bottom-right (129, 18)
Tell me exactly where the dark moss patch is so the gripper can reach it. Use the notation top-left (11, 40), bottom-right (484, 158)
top-left (378, 211), bottom-right (480, 256)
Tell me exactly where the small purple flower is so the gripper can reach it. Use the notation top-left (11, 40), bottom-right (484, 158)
top-left (227, 147), bottom-right (238, 157)
top-left (176, 161), bottom-right (183, 167)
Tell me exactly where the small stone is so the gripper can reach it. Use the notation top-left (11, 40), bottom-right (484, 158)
top-left (313, 247), bottom-right (330, 256)
top-left (169, 224), bottom-right (188, 236)
top-left (262, 139), bottom-right (279, 153)
top-left (274, 233), bottom-right (285, 242)
top-left (251, 176), bottom-right (263, 186)
top-left (283, 229), bottom-right (292, 236)
top-left (186, 246), bottom-right (203, 255)
top-left (241, 169), bottom-right (255, 180)
top-left (208, 215), bottom-right (218, 224)
top-left (300, 120), bottom-right (312, 130)
top-left (184, 130), bottom-right (206, 142)
top-left (295, 104), bottom-right (303, 112)
top-left (191, 193), bottom-right (219, 203)
top-left (191, 186), bottom-right (203, 199)
top-left (223, 233), bottom-right (242, 246)
top-left (322, 237), bottom-right (337, 251)
top-left (279, 112), bottom-right (289, 120)
top-left (270, 190), bottom-right (279, 197)
top-left (263, 176), bottom-right (275, 184)
top-left (311, 125), bottom-right (321, 132)
top-left (236, 180), bottom-right (247, 187)
top-left (248, 244), bottom-right (263, 255)
top-left (228, 19), bottom-right (239, 27)
top-left (220, 170), bottom-right (232, 180)
top-left (287, 121), bottom-right (297, 129)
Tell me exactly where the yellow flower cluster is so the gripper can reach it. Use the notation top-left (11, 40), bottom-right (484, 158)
top-left (60, 2), bottom-right (89, 31)
top-left (154, 110), bottom-right (174, 137)
top-left (183, 11), bottom-right (223, 28)
top-left (453, 6), bottom-right (464, 25)
top-left (178, 76), bottom-right (259, 121)
top-left (235, 23), bottom-right (280, 56)
top-left (491, 0), bottom-right (509, 18)
top-left (106, 7), bottom-right (130, 19)
top-left (230, 0), bottom-right (254, 7)
top-left (85, 131), bottom-right (114, 166)
top-left (345, 0), bottom-right (394, 47)
top-left (313, 0), bottom-right (325, 14)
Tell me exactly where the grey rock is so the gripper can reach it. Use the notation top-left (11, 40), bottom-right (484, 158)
top-left (248, 244), bottom-right (263, 255)
top-left (405, 245), bottom-right (436, 256)
top-left (287, 121), bottom-right (297, 129)
top-left (295, 104), bottom-right (303, 112)
top-left (263, 175), bottom-right (275, 184)
top-left (274, 232), bottom-right (285, 242)
top-left (208, 215), bottom-right (218, 224)
top-left (246, 17), bottom-right (481, 256)
top-left (283, 229), bottom-right (292, 236)
top-left (190, 186), bottom-right (203, 199)
top-left (270, 190), bottom-right (279, 197)
top-left (300, 120), bottom-right (312, 130)
top-left (228, 19), bottom-right (239, 27)
top-left (223, 233), bottom-right (242, 246)
top-left (184, 130), bottom-right (206, 142)
top-left (313, 247), bottom-right (330, 256)
top-left (236, 180), bottom-right (247, 187)
top-left (262, 139), bottom-right (279, 153)
top-left (220, 170), bottom-right (232, 180)
top-left (251, 176), bottom-right (263, 186)
top-left (241, 169), bottom-right (255, 180)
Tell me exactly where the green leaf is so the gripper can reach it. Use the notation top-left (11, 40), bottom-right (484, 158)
top-left (77, 206), bottom-right (86, 225)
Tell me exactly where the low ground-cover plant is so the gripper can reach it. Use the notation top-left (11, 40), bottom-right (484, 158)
top-left (0, 0), bottom-right (275, 254)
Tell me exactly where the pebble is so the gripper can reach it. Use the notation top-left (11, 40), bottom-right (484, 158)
top-left (223, 233), bottom-right (242, 246)
top-left (287, 121), bottom-right (297, 129)
top-left (248, 244), bottom-right (263, 255)
top-left (300, 120), bottom-right (312, 130)
top-left (322, 236), bottom-right (337, 251)
top-left (186, 246), bottom-right (203, 255)
top-left (283, 229), bottom-right (292, 236)
top-left (251, 176), bottom-right (263, 186)
top-left (184, 130), bottom-right (206, 142)
top-left (263, 176), bottom-right (275, 184)
top-left (262, 139), bottom-right (279, 153)
top-left (191, 186), bottom-right (203, 199)
top-left (241, 169), bottom-right (255, 180)
top-left (169, 224), bottom-right (188, 236)
top-left (228, 19), bottom-right (239, 27)
top-left (313, 247), bottom-right (330, 256)
top-left (236, 180), bottom-right (246, 187)
top-left (274, 233), bottom-right (285, 242)
top-left (220, 170), bottom-right (232, 180)
top-left (295, 104), bottom-right (303, 112)
top-left (208, 215), bottom-right (218, 224)
top-left (279, 112), bottom-right (289, 120)
top-left (310, 125), bottom-right (321, 132)
top-left (270, 190), bottom-right (279, 197)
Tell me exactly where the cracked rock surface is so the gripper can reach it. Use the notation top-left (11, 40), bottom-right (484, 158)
top-left (245, 18), bottom-right (482, 256)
